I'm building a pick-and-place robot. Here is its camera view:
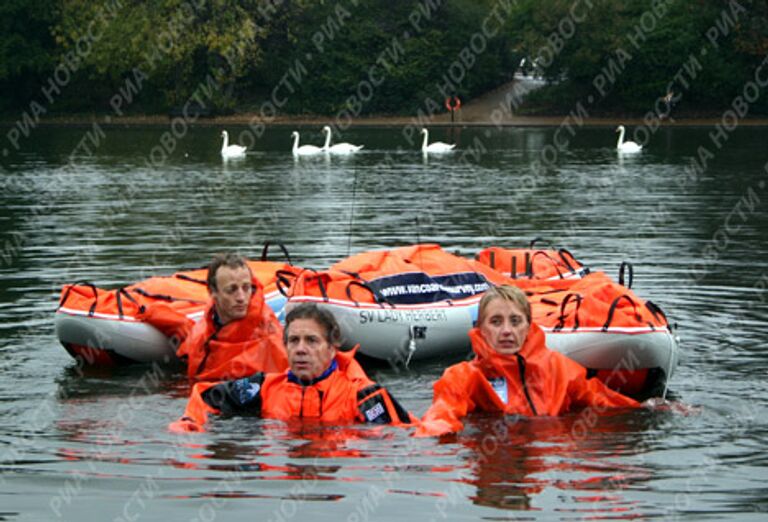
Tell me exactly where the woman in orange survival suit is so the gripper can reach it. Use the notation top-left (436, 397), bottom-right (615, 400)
top-left (416, 285), bottom-right (640, 437)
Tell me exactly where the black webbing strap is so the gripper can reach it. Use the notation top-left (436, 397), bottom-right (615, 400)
top-left (131, 287), bottom-right (205, 304)
top-left (175, 273), bottom-right (207, 285)
top-left (345, 280), bottom-right (389, 307)
top-left (342, 270), bottom-right (394, 306)
top-left (115, 287), bottom-right (145, 319)
top-left (645, 300), bottom-right (668, 325)
top-left (530, 250), bottom-right (565, 279)
top-left (275, 268), bottom-right (302, 297)
top-left (602, 294), bottom-right (641, 332)
top-left (554, 292), bottom-right (582, 332)
top-left (618, 261), bottom-right (634, 288)
top-left (57, 281), bottom-right (99, 316)
top-left (558, 248), bottom-right (578, 272)
top-left (260, 242), bottom-right (293, 265)
top-left (316, 275), bottom-right (329, 302)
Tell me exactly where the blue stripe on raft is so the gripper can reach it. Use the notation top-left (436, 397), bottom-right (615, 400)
top-left (369, 272), bottom-right (491, 305)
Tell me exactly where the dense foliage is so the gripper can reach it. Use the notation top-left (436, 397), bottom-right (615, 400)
top-left (1, 0), bottom-right (766, 117)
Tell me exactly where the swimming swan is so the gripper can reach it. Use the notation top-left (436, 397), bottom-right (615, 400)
top-left (221, 130), bottom-right (247, 157)
top-left (291, 131), bottom-right (324, 156)
top-left (421, 128), bottom-right (456, 153)
top-left (616, 125), bottom-right (642, 153)
top-left (322, 126), bottom-right (363, 154)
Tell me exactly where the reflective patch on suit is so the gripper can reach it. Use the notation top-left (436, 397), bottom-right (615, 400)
top-left (489, 377), bottom-right (508, 404)
top-left (364, 402), bottom-right (386, 422)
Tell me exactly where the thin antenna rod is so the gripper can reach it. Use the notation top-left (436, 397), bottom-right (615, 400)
top-left (347, 167), bottom-right (358, 257)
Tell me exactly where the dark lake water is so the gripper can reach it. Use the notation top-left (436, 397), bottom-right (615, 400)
top-left (1, 124), bottom-right (767, 520)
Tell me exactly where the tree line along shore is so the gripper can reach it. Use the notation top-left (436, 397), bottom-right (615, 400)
top-left (2, 1), bottom-right (766, 122)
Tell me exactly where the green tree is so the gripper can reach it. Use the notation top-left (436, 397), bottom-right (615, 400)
top-left (505, 0), bottom-right (768, 116)
top-left (247, 0), bottom-right (514, 115)
top-left (53, 0), bottom-right (269, 112)
top-left (0, 0), bottom-right (57, 112)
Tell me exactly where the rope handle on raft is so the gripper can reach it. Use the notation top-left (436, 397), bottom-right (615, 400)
top-left (291, 271), bottom-right (330, 302)
top-left (529, 250), bottom-right (567, 279)
top-left (338, 270), bottom-right (394, 307)
top-left (528, 239), bottom-right (587, 276)
top-left (57, 281), bottom-right (99, 316)
top-left (131, 287), bottom-right (207, 304)
top-left (529, 237), bottom-right (551, 249)
top-left (645, 300), bottom-right (669, 326)
top-left (175, 273), bottom-right (207, 285)
top-left (558, 248), bottom-right (586, 274)
top-left (481, 242), bottom-right (584, 279)
top-left (554, 292), bottom-right (583, 331)
top-left (275, 268), bottom-right (311, 298)
top-left (260, 242), bottom-right (293, 265)
top-left (618, 261), bottom-right (633, 288)
top-left (115, 287), bottom-right (145, 319)
top-left (345, 280), bottom-right (390, 308)
top-left (512, 250), bottom-right (566, 279)
top-left (602, 294), bottom-right (642, 332)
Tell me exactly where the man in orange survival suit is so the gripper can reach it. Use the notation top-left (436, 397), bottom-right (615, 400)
top-left (169, 303), bottom-right (415, 432)
top-left (416, 285), bottom-right (640, 437)
top-left (176, 253), bottom-right (288, 381)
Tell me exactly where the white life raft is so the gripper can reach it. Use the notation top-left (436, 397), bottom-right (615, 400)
top-left (283, 244), bottom-right (679, 398)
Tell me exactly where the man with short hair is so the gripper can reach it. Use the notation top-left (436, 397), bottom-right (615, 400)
top-left (176, 253), bottom-right (288, 381)
top-left (169, 303), bottom-right (415, 432)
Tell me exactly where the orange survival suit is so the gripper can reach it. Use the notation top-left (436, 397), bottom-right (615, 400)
top-left (416, 324), bottom-right (639, 437)
top-left (176, 277), bottom-right (288, 381)
top-left (169, 349), bottom-right (416, 432)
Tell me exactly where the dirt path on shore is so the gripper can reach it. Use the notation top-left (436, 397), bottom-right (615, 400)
top-left (436, 74), bottom-right (546, 124)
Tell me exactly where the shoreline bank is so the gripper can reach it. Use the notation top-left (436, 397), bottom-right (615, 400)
top-left (4, 112), bottom-right (768, 128)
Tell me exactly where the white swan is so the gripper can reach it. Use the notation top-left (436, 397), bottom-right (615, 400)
top-left (220, 130), bottom-right (247, 157)
top-left (291, 131), bottom-right (324, 156)
top-left (322, 126), bottom-right (363, 154)
top-left (616, 125), bottom-right (642, 153)
top-left (421, 128), bottom-right (456, 153)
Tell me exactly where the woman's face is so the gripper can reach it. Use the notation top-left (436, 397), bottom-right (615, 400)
top-left (479, 298), bottom-right (530, 355)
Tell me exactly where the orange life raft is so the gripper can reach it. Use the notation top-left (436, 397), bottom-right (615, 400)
top-left (56, 256), bottom-right (302, 366)
top-left (54, 243), bottom-right (679, 399)
top-left (285, 244), bottom-right (678, 399)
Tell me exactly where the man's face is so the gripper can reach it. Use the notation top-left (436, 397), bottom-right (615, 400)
top-left (285, 318), bottom-right (335, 381)
top-left (211, 265), bottom-right (252, 325)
